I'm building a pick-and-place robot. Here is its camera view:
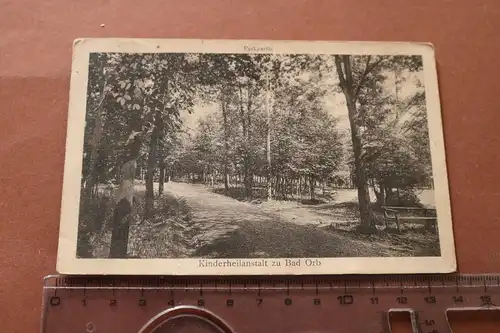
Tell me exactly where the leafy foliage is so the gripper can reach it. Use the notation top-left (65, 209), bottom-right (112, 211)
top-left (78, 51), bottom-right (435, 256)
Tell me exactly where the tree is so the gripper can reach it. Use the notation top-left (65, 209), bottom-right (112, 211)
top-left (334, 54), bottom-right (425, 229)
top-left (358, 59), bottom-right (429, 206)
top-left (186, 54), bottom-right (344, 202)
top-left (108, 53), bottom-right (150, 257)
top-left (142, 54), bottom-right (197, 219)
top-left (102, 53), bottom-right (197, 257)
top-left (196, 54), bottom-right (262, 195)
top-left (82, 53), bottom-right (116, 203)
top-left (192, 116), bottom-right (225, 185)
top-left (158, 129), bottom-right (181, 195)
top-left (335, 55), bottom-right (374, 229)
top-left (269, 66), bottom-right (342, 200)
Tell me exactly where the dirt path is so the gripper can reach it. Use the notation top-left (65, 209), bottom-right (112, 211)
top-left (162, 182), bottom-right (393, 258)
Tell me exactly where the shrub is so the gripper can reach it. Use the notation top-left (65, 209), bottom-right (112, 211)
top-left (385, 188), bottom-right (422, 207)
top-left (127, 193), bottom-right (194, 258)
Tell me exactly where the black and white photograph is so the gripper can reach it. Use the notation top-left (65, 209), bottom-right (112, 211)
top-left (57, 39), bottom-right (455, 275)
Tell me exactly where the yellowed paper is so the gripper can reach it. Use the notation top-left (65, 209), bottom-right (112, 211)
top-left (57, 38), bottom-right (456, 275)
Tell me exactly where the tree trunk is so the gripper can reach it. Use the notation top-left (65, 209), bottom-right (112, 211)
top-left (84, 76), bottom-right (108, 203)
top-left (265, 80), bottom-right (272, 200)
top-left (298, 177), bottom-right (303, 201)
top-left (109, 158), bottom-right (138, 258)
top-left (274, 176), bottom-right (279, 199)
top-left (221, 89), bottom-right (230, 193)
top-left (385, 187), bottom-right (393, 204)
top-left (245, 84), bottom-right (253, 199)
top-left (303, 177), bottom-right (306, 194)
top-left (310, 176), bottom-right (316, 200)
top-left (157, 131), bottom-right (165, 197)
top-left (109, 92), bottom-right (144, 258)
top-left (145, 110), bottom-right (162, 220)
top-left (222, 101), bottom-right (229, 193)
top-left (145, 140), bottom-right (156, 220)
top-left (238, 86), bottom-right (249, 198)
top-left (335, 55), bottom-right (373, 229)
top-left (159, 160), bottom-right (165, 196)
top-left (151, 77), bottom-right (169, 200)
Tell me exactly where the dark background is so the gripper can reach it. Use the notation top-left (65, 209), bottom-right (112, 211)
top-left (1, 1), bottom-right (499, 332)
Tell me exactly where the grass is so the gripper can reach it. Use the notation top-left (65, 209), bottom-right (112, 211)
top-left (319, 203), bottom-right (441, 257)
top-left (127, 192), bottom-right (194, 258)
top-left (78, 188), bottom-right (194, 258)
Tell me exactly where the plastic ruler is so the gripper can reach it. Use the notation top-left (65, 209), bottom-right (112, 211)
top-left (41, 274), bottom-right (500, 333)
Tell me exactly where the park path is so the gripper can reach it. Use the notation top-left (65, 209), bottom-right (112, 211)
top-left (161, 182), bottom-right (393, 258)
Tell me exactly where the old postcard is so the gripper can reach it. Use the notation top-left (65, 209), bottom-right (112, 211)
top-left (57, 38), bottom-right (456, 275)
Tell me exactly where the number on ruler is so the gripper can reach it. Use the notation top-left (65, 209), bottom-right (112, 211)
top-left (397, 297), bottom-right (408, 304)
top-left (50, 296), bottom-right (60, 306)
top-left (480, 295), bottom-right (492, 305)
top-left (337, 295), bottom-right (354, 305)
top-left (425, 296), bottom-right (436, 304)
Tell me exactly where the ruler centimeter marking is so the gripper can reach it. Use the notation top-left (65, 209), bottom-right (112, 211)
top-left (42, 274), bottom-right (500, 333)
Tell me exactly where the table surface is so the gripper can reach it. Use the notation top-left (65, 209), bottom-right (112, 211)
top-left (1, 1), bottom-right (500, 332)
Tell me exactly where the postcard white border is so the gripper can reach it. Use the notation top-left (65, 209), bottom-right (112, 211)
top-left (56, 38), bottom-right (456, 275)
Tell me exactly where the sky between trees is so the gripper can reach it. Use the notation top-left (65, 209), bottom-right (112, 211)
top-left (182, 67), bottom-right (423, 132)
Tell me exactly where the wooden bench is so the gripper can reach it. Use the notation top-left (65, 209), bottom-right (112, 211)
top-left (381, 206), bottom-right (437, 233)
